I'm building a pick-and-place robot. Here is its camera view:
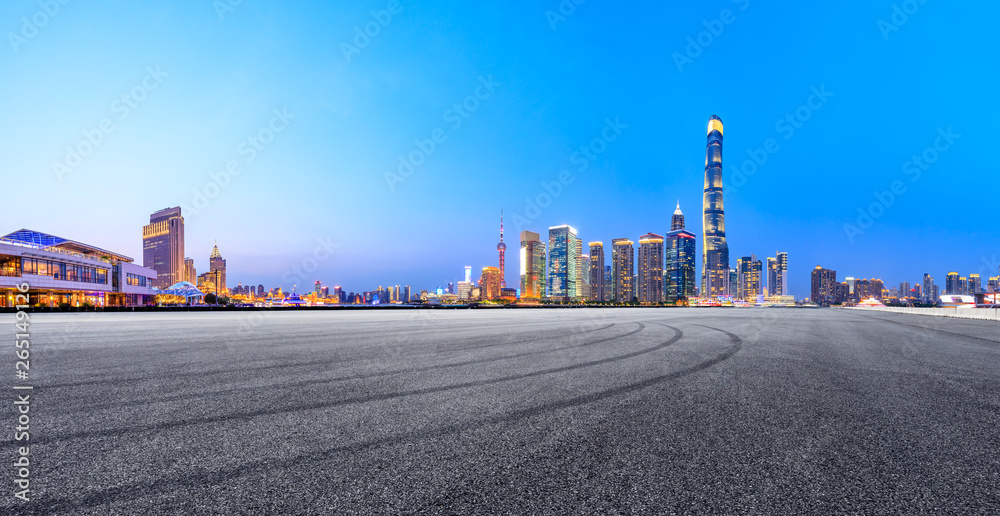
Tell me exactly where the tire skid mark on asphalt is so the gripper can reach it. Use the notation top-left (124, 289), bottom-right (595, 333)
top-left (59, 323), bottom-right (624, 414)
top-left (26, 323), bottom-right (751, 513)
top-left (29, 323), bottom-right (658, 443)
top-left (39, 320), bottom-right (609, 389)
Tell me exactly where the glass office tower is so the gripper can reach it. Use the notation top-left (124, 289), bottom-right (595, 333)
top-left (702, 115), bottom-right (729, 299)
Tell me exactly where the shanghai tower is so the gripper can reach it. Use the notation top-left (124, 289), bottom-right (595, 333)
top-left (701, 115), bottom-right (729, 298)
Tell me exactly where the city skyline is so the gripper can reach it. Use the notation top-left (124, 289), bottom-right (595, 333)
top-left (3, 2), bottom-right (998, 297)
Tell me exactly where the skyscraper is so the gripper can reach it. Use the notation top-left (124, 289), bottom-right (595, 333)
top-left (923, 273), bottom-right (934, 303)
top-left (671, 201), bottom-right (685, 231)
top-left (142, 207), bottom-right (185, 289)
top-left (588, 242), bottom-right (605, 302)
top-left (579, 254), bottom-right (591, 301)
top-left (811, 266), bottom-right (837, 306)
top-left (611, 238), bottom-right (634, 303)
top-left (946, 272), bottom-right (959, 295)
top-left (547, 225), bottom-right (579, 301)
top-left (638, 233), bottom-right (664, 304)
top-left (603, 266), bottom-right (613, 302)
top-left (969, 274), bottom-right (981, 294)
top-left (184, 257), bottom-right (196, 284)
top-left (497, 210), bottom-right (506, 288)
top-left (665, 204), bottom-right (696, 302)
top-left (465, 266), bottom-right (472, 284)
top-left (776, 252), bottom-right (788, 296)
top-left (737, 255), bottom-right (761, 301)
top-left (520, 231), bottom-right (545, 299)
top-left (481, 267), bottom-right (501, 299)
top-left (210, 243), bottom-right (227, 294)
top-left (701, 115), bottom-right (729, 299)
top-left (766, 257), bottom-right (777, 296)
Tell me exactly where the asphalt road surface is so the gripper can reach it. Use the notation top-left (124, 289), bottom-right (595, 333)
top-left (5, 308), bottom-right (1000, 514)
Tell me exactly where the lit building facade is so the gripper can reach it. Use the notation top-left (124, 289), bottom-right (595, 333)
top-left (811, 266), bottom-right (837, 306)
top-left (1, 229), bottom-right (156, 307)
top-left (519, 230), bottom-right (546, 299)
top-left (969, 274), bottom-right (981, 294)
top-left (481, 266), bottom-right (501, 300)
top-left (701, 115), bottom-right (730, 299)
top-left (588, 242), bottom-right (605, 302)
top-left (637, 233), bottom-right (664, 304)
top-left (143, 207), bottom-right (185, 289)
top-left (611, 238), bottom-right (634, 303)
top-left (665, 219), bottom-right (696, 303)
top-left (497, 210), bottom-right (507, 288)
top-left (946, 272), bottom-right (959, 295)
top-left (209, 244), bottom-right (227, 294)
top-left (737, 255), bottom-right (762, 301)
top-left (184, 257), bottom-right (196, 284)
top-left (547, 225), bottom-right (579, 301)
top-left (603, 266), bottom-right (613, 302)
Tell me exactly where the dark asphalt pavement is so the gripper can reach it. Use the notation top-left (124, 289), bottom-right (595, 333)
top-left (4, 307), bottom-right (1000, 514)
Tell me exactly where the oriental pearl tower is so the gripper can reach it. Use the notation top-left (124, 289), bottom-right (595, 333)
top-left (497, 209), bottom-right (507, 288)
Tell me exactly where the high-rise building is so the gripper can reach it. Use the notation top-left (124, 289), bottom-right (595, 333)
top-left (321, 286), bottom-right (329, 299)
top-left (923, 273), bottom-right (934, 303)
top-left (946, 272), bottom-right (960, 295)
top-left (497, 210), bottom-right (507, 288)
top-left (871, 279), bottom-right (885, 300)
top-left (638, 233), bottom-right (664, 304)
top-left (481, 266), bottom-right (501, 300)
top-left (766, 257), bottom-right (777, 297)
top-left (519, 231), bottom-right (546, 300)
top-left (209, 243), bottom-right (227, 294)
top-left (773, 252), bottom-right (788, 296)
top-left (603, 266), bottom-right (613, 302)
top-left (701, 115), bottom-right (729, 299)
top-left (969, 274), bottom-right (981, 294)
top-left (671, 201), bottom-right (685, 231)
top-left (142, 207), bottom-right (185, 289)
top-left (811, 266), bottom-right (837, 306)
top-left (665, 207), bottom-right (696, 302)
top-left (588, 242), bottom-right (605, 302)
top-left (314, 280), bottom-right (323, 297)
top-left (989, 276), bottom-right (1000, 293)
top-left (728, 268), bottom-right (737, 297)
top-left (611, 238), bottom-right (634, 303)
top-left (183, 257), bottom-right (196, 284)
top-left (403, 285), bottom-right (411, 303)
top-left (579, 254), bottom-right (591, 301)
top-left (547, 225), bottom-right (579, 301)
top-left (737, 255), bottom-right (762, 301)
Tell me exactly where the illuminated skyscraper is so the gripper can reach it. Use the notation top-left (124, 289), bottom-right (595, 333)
top-left (612, 238), bottom-right (634, 303)
top-left (671, 201), bottom-right (685, 231)
top-left (209, 243), bottom-right (227, 294)
top-left (766, 257), bottom-right (777, 296)
top-left (811, 266), bottom-right (837, 306)
top-left (481, 267), bottom-right (501, 299)
top-left (701, 115), bottom-right (729, 298)
top-left (497, 210), bottom-right (507, 288)
top-left (184, 257), bottom-right (196, 284)
top-left (520, 231), bottom-right (546, 299)
top-left (547, 225), bottom-right (579, 301)
top-left (588, 242), bottom-right (605, 302)
top-left (464, 266), bottom-right (472, 284)
top-left (142, 207), bottom-right (185, 289)
top-left (946, 272), bottom-right (959, 294)
top-left (603, 266), bottom-right (613, 302)
top-left (923, 273), bottom-right (934, 302)
top-left (638, 233), bottom-right (664, 304)
top-left (579, 254), bottom-right (591, 300)
top-left (665, 204), bottom-right (696, 302)
top-left (969, 274), bottom-right (981, 294)
top-left (737, 255), bottom-right (761, 301)
top-left (776, 252), bottom-right (788, 296)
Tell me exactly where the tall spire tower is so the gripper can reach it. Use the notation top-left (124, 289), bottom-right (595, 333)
top-left (702, 115), bottom-right (729, 298)
top-left (497, 209), bottom-right (506, 288)
top-left (672, 201), bottom-right (685, 230)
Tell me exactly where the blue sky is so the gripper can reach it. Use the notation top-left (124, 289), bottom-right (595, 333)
top-left (3, 0), bottom-right (998, 296)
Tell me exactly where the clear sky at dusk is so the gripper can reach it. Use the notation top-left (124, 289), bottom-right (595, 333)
top-left (3, 1), bottom-right (998, 296)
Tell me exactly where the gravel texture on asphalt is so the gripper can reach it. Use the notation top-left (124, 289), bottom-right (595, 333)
top-left (4, 307), bottom-right (1000, 514)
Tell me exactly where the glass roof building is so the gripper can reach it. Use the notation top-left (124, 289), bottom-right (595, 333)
top-left (1, 229), bottom-right (157, 308)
